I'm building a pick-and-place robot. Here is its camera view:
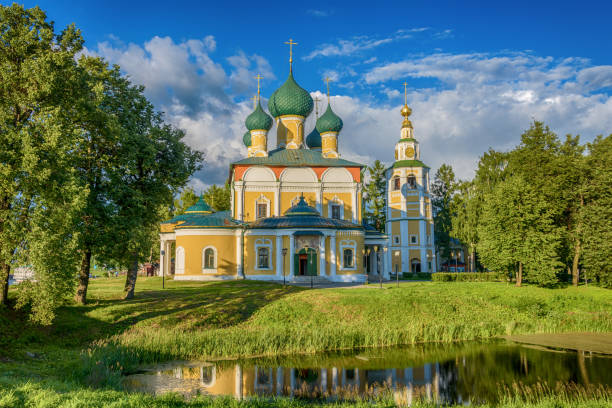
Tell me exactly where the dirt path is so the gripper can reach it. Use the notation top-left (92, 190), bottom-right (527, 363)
top-left (504, 332), bottom-right (612, 354)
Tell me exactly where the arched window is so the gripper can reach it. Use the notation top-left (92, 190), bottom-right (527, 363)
top-left (204, 248), bottom-right (215, 269)
top-left (343, 248), bottom-right (354, 268)
top-left (411, 258), bottom-right (421, 273)
top-left (393, 176), bottom-right (400, 191)
top-left (258, 247), bottom-right (269, 269)
top-left (407, 175), bottom-right (417, 189)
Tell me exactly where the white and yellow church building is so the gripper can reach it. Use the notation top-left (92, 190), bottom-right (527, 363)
top-left (159, 47), bottom-right (436, 283)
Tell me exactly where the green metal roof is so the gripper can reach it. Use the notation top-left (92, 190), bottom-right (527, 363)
top-left (185, 197), bottom-right (213, 214)
top-left (392, 159), bottom-right (430, 169)
top-left (268, 72), bottom-right (313, 118)
top-left (162, 210), bottom-right (242, 229)
top-left (316, 104), bottom-right (343, 134)
top-left (398, 138), bottom-right (417, 143)
top-left (305, 127), bottom-right (321, 149)
top-left (245, 101), bottom-right (273, 131)
top-left (231, 148), bottom-right (364, 168)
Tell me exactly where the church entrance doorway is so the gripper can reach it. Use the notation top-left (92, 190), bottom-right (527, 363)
top-left (295, 248), bottom-right (317, 276)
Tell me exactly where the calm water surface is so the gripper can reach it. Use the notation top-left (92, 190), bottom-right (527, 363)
top-left (124, 341), bottom-right (611, 404)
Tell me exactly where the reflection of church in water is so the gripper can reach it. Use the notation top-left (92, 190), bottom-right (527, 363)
top-left (129, 362), bottom-right (456, 405)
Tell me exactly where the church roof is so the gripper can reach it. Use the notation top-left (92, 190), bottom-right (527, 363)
top-left (249, 196), bottom-right (362, 230)
top-left (391, 159), bottom-right (430, 169)
top-left (162, 210), bottom-right (242, 229)
top-left (268, 72), bottom-right (313, 118)
top-left (316, 104), bottom-right (343, 134)
top-left (245, 101), bottom-right (273, 131)
top-left (232, 147), bottom-right (363, 167)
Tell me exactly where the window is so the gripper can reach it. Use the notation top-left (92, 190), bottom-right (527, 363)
top-left (204, 248), bottom-right (215, 269)
top-left (331, 204), bottom-right (341, 220)
top-left (256, 203), bottom-right (267, 219)
top-left (393, 177), bottom-right (400, 191)
top-left (410, 235), bottom-right (418, 244)
top-left (407, 175), bottom-right (417, 189)
top-left (343, 248), bottom-right (354, 268)
top-left (257, 247), bottom-right (269, 269)
top-left (393, 235), bottom-right (400, 245)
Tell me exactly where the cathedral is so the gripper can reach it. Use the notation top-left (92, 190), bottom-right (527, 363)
top-left (159, 44), bottom-right (436, 282)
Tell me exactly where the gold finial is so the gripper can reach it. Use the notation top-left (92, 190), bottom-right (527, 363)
top-left (254, 74), bottom-right (263, 101)
top-left (401, 81), bottom-right (412, 128)
top-left (324, 77), bottom-right (332, 102)
top-left (250, 95), bottom-right (257, 110)
top-left (314, 96), bottom-right (321, 117)
top-left (284, 38), bottom-right (298, 73)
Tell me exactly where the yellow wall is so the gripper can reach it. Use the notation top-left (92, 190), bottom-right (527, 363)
top-left (391, 221), bottom-right (400, 243)
top-left (244, 235), bottom-right (276, 275)
top-left (409, 249), bottom-right (421, 261)
top-left (391, 209), bottom-right (401, 219)
top-left (324, 236), bottom-right (330, 275)
top-left (335, 233), bottom-right (364, 275)
top-left (243, 191), bottom-right (276, 222)
top-left (408, 221), bottom-right (419, 235)
top-left (322, 192), bottom-right (352, 221)
top-left (392, 249), bottom-right (401, 274)
top-left (176, 233), bottom-right (236, 276)
top-left (278, 116), bottom-right (304, 148)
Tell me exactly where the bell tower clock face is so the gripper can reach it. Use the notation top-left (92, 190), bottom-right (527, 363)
top-left (406, 146), bottom-right (415, 159)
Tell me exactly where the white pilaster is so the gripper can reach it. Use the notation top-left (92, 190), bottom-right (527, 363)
top-left (420, 220), bottom-right (428, 272)
top-left (275, 183), bottom-right (281, 216)
top-left (236, 184), bottom-right (244, 221)
top-left (236, 232), bottom-right (243, 277)
top-left (330, 235), bottom-right (336, 277)
top-left (318, 236), bottom-right (326, 276)
top-left (289, 234), bottom-right (295, 277)
top-left (235, 364), bottom-right (243, 399)
top-left (316, 182), bottom-right (322, 214)
top-left (276, 235), bottom-right (282, 279)
top-left (351, 184), bottom-right (358, 223)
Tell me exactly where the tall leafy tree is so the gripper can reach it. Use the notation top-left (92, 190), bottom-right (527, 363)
top-left (478, 175), bottom-right (561, 286)
top-left (363, 160), bottom-right (386, 232)
top-left (0, 4), bottom-right (87, 321)
top-left (431, 164), bottom-right (456, 265)
top-left (172, 187), bottom-right (199, 216)
top-left (579, 135), bottom-right (612, 287)
top-left (450, 180), bottom-right (479, 272)
top-left (203, 183), bottom-right (231, 212)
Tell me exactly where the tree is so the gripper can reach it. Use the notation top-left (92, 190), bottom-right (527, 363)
top-left (203, 183), bottom-right (231, 212)
top-left (172, 187), bottom-right (199, 216)
top-left (0, 4), bottom-right (87, 321)
top-left (431, 164), bottom-right (456, 266)
top-left (450, 180), bottom-right (479, 272)
top-left (579, 135), bottom-right (612, 287)
top-left (478, 175), bottom-right (561, 287)
top-left (363, 160), bottom-right (387, 232)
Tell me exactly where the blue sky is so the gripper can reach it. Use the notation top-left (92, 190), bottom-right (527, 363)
top-left (11, 0), bottom-right (612, 188)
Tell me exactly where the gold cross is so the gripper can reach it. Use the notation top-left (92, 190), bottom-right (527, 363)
top-left (313, 96), bottom-right (321, 117)
top-left (285, 38), bottom-right (298, 72)
top-left (254, 74), bottom-right (263, 100)
top-left (403, 81), bottom-right (408, 105)
top-left (324, 77), bottom-right (332, 101)
top-left (250, 95), bottom-right (257, 109)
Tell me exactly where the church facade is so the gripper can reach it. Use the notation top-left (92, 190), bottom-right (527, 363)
top-left (159, 52), bottom-right (435, 283)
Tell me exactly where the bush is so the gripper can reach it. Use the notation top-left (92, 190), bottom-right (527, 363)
top-left (400, 272), bottom-right (431, 280)
top-left (431, 272), bottom-right (506, 282)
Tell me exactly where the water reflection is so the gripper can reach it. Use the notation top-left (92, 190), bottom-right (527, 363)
top-left (124, 342), bottom-right (612, 404)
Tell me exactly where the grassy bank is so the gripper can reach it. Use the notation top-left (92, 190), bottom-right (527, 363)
top-left (1, 278), bottom-right (611, 406)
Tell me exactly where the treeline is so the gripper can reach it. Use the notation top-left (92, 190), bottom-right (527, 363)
top-left (432, 122), bottom-right (611, 287)
top-left (0, 5), bottom-right (202, 323)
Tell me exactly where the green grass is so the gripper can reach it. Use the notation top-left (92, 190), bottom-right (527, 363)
top-left (1, 277), bottom-right (611, 406)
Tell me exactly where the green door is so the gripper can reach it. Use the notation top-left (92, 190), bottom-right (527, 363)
top-left (296, 248), bottom-right (317, 276)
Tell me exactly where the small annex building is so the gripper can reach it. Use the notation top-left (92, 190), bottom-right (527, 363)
top-left (159, 47), bottom-right (435, 283)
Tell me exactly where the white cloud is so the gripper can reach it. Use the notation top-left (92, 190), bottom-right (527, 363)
top-left (306, 9), bottom-right (331, 17)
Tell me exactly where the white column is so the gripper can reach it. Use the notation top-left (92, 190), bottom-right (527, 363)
top-left (373, 249), bottom-right (378, 276)
top-left (276, 367), bottom-right (283, 396)
top-left (289, 234), bottom-right (295, 277)
top-left (237, 184), bottom-right (244, 221)
top-left (276, 235), bottom-right (282, 279)
top-left (332, 367), bottom-right (338, 390)
top-left (351, 184), bottom-right (358, 223)
top-left (319, 236), bottom-right (326, 276)
top-left (320, 368), bottom-right (327, 391)
top-left (165, 241), bottom-right (172, 276)
top-left (316, 182), bottom-right (322, 214)
top-left (159, 239), bottom-right (165, 277)
top-left (330, 235), bottom-right (336, 277)
top-left (275, 183), bottom-right (281, 216)
top-left (383, 248), bottom-right (389, 279)
top-left (236, 232), bottom-right (243, 278)
top-left (235, 364), bottom-right (243, 399)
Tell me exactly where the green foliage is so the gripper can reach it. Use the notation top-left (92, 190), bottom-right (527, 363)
top-left (431, 164), bottom-right (456, 262)
top-left (203, 183), bottom-right (231, 212)
top-left (363, 160), bottom-right (386, 231)
top-left (478, 175), bottom-right (562, 286)
top-left (580, 135), bottom-right (612, 287)
top-left (432, 272), bottom-right (506, 282)
top-left (0, 4), bottom-right (88, 320)
top-left (173, 187), bottom-right (199, 216)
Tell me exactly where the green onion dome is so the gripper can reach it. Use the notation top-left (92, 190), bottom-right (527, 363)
top-left (284, 196), bottom-right (320, 217)
top-left (243, 130), bottom-right (251, 147)
top-left (316, 104), bottom-right (343, 134)
top-left (245, 101), bottom-right (273, 131)
top-left (305, 127), bottom-right (321, 149)
top-left (185, 196), bottom-right (213, 214)
top-left (268, 73), bottom-right (313, 118)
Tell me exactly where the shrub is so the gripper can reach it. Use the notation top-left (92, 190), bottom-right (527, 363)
top-left (431, 272), bottom-right (506, 282)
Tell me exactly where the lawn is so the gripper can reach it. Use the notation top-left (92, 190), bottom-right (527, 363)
top-left (1, 277), bottom-right (611, 407)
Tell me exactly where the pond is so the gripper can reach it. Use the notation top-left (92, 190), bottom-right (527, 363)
top-left (124, 340), bottom-right (612, 404)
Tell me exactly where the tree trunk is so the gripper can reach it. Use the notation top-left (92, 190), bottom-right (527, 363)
top-left (75, 249), bottom-right (92, 305)
top-left (572, 238), bottom-right (581, 286)
top-left (516, 262), bottom-right (523, 287)
top-left (470, 247), bottom-right (476, 272)
top-left (123, 254), bottom-right (139, 299)
top-left (0, 263), bottom-right (10, 306)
